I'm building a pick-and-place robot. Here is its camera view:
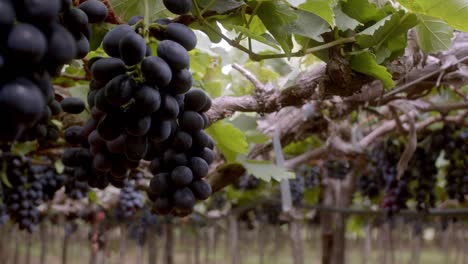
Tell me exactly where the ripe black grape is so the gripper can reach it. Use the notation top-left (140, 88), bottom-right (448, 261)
top-left (157, 40), bottom-right (190, 70)
top-left (164, 23), bottom-right (197, 51)
top-left (173, 187), bottom-right (196, 210)
top-left (184, 88), bottom-right (208, 112)
top-left (7, 23), bottom-right (47, 64)
top-left (180, 111), bottom-right (204, 131)
top-left (104, 74), bottom-right (135, 106)
top-left (133, 85), bottom-right (162, 115)
top-left (119, 31), bottom-right (146, 66)
top-left (167, 68), bottom-right (192, 94)
top-left (171, 166), bottom-right (193, 186)
top-left (173, 131), bottom-right (192, 151)
top-left (61, 97), bottom-right (86, 114)
top-left (189, 157), bottom-right (209, 178)
top-left (190, 180), bottom-right (211, 200)
top-left (141, 56), bottom-right (173, 87)
top-left (91, 57), bottom-right (127, 84)
top-left (102, 24), bottom-right (134, 57)
top-left (126, 115), bottom-right (152, 136)
top-left (163, 0), bottom-right (192, 15)
top-left (78, 0), bottom-right (108, 23)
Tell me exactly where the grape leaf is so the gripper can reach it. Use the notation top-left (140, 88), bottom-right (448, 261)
top-left (299, 0), bottom-right (335, 26)
top-left (341, 0), bottom-right (387, 24)
top-left (197, 0), bottom-right (245, 13)
top-left (249, 1), bottom-right (297, 53)
top-left (290, 9), bottom-right (331, 42)
top-left (206, 121), bottom-right (248, 162)
top-left (240, 160), bottom-right (295, 182)
top-left (111, 0), bottom-right (169, 21)
top-left (397, 0), bottom-right (468, 31)
top-left (11, 141), bottom-right (38, 156)
top-left (230, 25), bottom-right (281, 50)
top-left (415, 15), bottom-right (454, 52)
top-left (350, 51), bottom-right (394, 88)
top-left (334, 5), bottom-right (360, 31)
top-left (356, 12), bottom-right (417, 49)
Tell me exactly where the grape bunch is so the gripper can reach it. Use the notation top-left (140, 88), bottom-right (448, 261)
top-left (289, 176), bottom-right (305, 207)
top-left (324, 160), bottom-right (350, 180)
top-left (35, 163), bottom-right (67, 201)
top-left (1, 155), bottom-right (44, 232)
top-left (61, 0), bottom-right (215, 217)
top-left (0, 203), bottom-right (8, 226)
top-left (64, 167), bottom-right (91, 200)
top-left (234, 173), bottom-right (261, 190)
top-left (295, 165), bottom-right (320, 189)
top-left (0, 0), bottom-right (107, 142)
top-left (116, 180), bottom-right (145, 218)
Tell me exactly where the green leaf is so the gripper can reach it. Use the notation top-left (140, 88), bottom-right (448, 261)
top-left (240, 160), bottom-right (295, 182)
top-left (205, 121), bottom-right (248, 162)
top-left (249, 1), bottom-right (297, 53)
top-left (334, 5), bottom-right (360, 31)
top-left (355, 12), bottom-right (417, 49)
top-left (69, 84), bottom-right (91, 119)
top-left (350, 51), bottom-right (394, 88)
top-left (111, 0), bottom-right (168, 21)
top-left (192, 21), bottom-right (223, 43)
top-left (11, 141), bottom-right (38, 156)
top-left (1, 160), bottom-right (12, 188)
top-left (89, 23), bottom-right (113, 51)
top-left (290, 9), bottom-right (331, 42)
top-left (54, 159), bottom-right (65, 174)
top-left (197, 0), bottom-right (245, 13)
top-left (88, 190), bottom-right (98, 204)
top-left (341, 0), bottom-right (387, 24)
top-left (230, 25), bottom-right (281, 50)
top-left (230, 114), bottom-right (270, 144)
top-left (397, 0), bottom-right (468, 31)
top-left (299, 0), bottom-right (335, 26)
top-left (415, 15), bottom-right (454, 52)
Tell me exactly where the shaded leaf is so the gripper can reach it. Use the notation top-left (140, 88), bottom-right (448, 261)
top-left (290, 9), bottom-right (331, 42)
top-left (350, 51), bottom-right (394, 88)
top-left (415, 15), bottom-right (454, 52)
top-left (12, 141), bottom-right (38, 156)
top-left (341, 0), bottom-right (387, 24)
top-left (241, 160), bottom-right (295, 182)
top-left (206, 121), bottom-right (248, 162)
top-left (299, 0), bottom-right (335, 26)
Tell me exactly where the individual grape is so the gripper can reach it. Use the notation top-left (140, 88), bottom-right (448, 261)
top-left (141, 56), bottom-right (172, 87)
top-left (97, 114), bottom-right (124, 141)
top-left (173, 187), bottom-right (196, 210)
top-left (179, 111), bottom-right (204, 131)
top-left (163, 0), bottom-right (192, 15)
top-left (78, 0), bottom-right (108, 23)
top-left (163, 149), bottom-right (188, 168)
top-left (45, 24), bottom-right (78, 67)
top-left (198, 148), bottom-right (214, 164)
top-left (126, 115), bottom-right (152, 136)
top-left (149, 173), bottom-right (171, 196)
top-left (167, 68), bottom-right (192, 94)
top-left (102, 24), bottom-right (134, 57)
top-left (0, 78), bottom-right (45, 124)
top-left (157, 40), bottom-right (190, 70)
top-left (0, 0), bottom-right (14, 29)
top-left (93, 152), bottom-right (113, 172)
top-left (164, 23), bottom-right (197, 51)
top-left (128, 15), bottom-right (143, 25)
top-left (76, 34), bottom-right (90, 58)
top-left (125, 135), bottom-right (148, 161)
top-left (171, 166), bottom-right (193, 187)
top-left (63, 8), bottom-right (89, 39)
top-left (61, 97), bottom-right (86, 114)
top-left (7, 24), bottom-right (47, 64)
top-left (184, 88), bottom-right (208, 112)
top-left (153, 198), bottom-right (172, 214)
top-left (190, 180), bottom-right (211, 200)
top-left (192, 131), bottom-right (213, 149)
top-left (104, 74), bottom-right (135, 106)
top-left (159, 94), bottom-right (180, 120)
top-left (91, 57), bottom-right (127, 84)
top-left (148, 120), bottom-right (172, 142)
top-left (133, 85), bottom-right (161, 115)
top-left (173, 131), bottom-right (192, 151)
top-left (95, 89), bottom-right (117, 113)
top-left (14, 0), bottom-right (60, 24)
top-left (64, 125), bottom-right (84, 145)
top-left (119, 31), bottom-right (146, 66)
top-left (189, 157), bottom-right (209, 178)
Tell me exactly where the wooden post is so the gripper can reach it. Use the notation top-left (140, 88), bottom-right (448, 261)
top-left (26, 234), bottom-right (32, 264)
top-left (228, 216), bottom-right (239, 264)
top-left (194, 230), bottom-right (200, 264)
top-left (147, 232), bottom-right (158, 264)
top-left (119, 224), bottom-right (127, 264)
top-left (363, 223), bottom-right (372, 264)
top-left (290, 220), bottom-right (304, 264)
top-left (164, 222), bottom-right (174, 264)
top-left (62, 224), bottom-right (70, 264)
top-left (40, 223), bottom-right (47, 264)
